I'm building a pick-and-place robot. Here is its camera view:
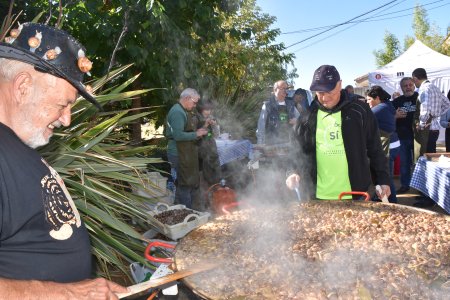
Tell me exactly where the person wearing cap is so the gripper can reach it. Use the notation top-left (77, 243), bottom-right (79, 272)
top-left (0, 23), bottom-right (127, 298)
top-left (165, 88), bottom-right (209, 209)
top-left (286, 65), bottom-right (390, 201)
top-left (256, 80), bottom-right (298, 145)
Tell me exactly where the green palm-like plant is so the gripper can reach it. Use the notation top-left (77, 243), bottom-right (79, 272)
top-left (39, 64), bottom-right (164, 280)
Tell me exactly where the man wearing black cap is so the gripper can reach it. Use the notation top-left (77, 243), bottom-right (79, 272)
top-left (0, 23), bottom-right (127, 298)
top-left (286, 65), bottom-right (390, 201)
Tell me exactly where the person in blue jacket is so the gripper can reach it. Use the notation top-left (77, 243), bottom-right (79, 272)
top-left (366, 85), bottom-right (399, 203)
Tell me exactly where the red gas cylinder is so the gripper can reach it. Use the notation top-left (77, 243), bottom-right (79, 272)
top-left (209, 179), bottom-right (237, 215)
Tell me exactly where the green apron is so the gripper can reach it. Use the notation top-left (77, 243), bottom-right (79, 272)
top-left (176, 109), bottom-right (200, 187)
top-left (194, 113), bottom-right (221, 186)
top-left (413, 99), bottom-right (430, 161)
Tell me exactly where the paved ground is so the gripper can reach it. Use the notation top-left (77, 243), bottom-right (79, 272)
top-left (393, 177), bottom-right (448, 215)
top-left (393, 144), bottom-right (448, 215)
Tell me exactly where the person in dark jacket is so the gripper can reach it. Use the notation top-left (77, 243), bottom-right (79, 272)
top-left (256, 80), bottom-right (298, 145)
top-left (344, 84), bottom-right (365, 102)
top-left (193, 101), bottom-right (221, 211)
top-left (286, 65), bottom-right (390, 200)
top-left (366, 85), bottom-right (399, 203)
top-left (293, 88), bottom-right (310, 115)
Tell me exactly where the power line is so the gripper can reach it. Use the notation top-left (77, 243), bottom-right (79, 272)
top-left (285, 0), bottom-right (400, 49)
top-left (292, 23), bottom-right (360, 53)
top-left (290, 1), bottom-right (450, 53)
top-left (282, 0), bottom-right (446, 36)
top-left (350, 2), bottom-right (450, 24)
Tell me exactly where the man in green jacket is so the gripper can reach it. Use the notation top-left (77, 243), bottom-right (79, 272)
top-left (165, 88), bottom-right (208, 208)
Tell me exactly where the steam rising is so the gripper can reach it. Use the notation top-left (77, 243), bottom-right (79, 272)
top-left (175, 202), bottom-right (450, 299)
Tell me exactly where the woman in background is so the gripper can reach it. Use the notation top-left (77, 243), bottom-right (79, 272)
top-left (193, 101), bottom-right (221, 210)
top-left (367, 86), bottom-right (399, 203)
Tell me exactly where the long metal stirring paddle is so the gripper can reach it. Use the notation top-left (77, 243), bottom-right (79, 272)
top-left (294, 186), bottom-right (301, 201)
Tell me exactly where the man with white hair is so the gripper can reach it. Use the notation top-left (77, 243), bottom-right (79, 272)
top-left (0, 23), bottom-right (127, 298)
top-left (391, 77), bottom-right (417, 194)
top-left (165, 88), bottom-right (208, 208)
top-left (256, 80), bottom-right (297, 145)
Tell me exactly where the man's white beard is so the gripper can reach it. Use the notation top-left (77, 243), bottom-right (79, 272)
top-left (27, 129), bottom-right (51, 149)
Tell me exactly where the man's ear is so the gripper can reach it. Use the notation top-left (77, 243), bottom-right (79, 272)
top-left (12, 72), bottom-right (33, 105)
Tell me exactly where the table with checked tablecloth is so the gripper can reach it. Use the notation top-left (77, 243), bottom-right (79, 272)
top-left (410, 155), bottom-right (450, 214)
top-left (215, 139), bottom-right (253, 166)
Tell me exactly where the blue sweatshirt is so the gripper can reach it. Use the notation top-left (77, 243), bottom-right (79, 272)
top-left (440, 108), bottom-right (450, 128)
top-left (372, 101), bottom-right (399, 144)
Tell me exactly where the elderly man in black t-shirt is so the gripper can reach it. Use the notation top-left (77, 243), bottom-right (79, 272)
top-left (392, 77), bottom-right (417, 194)
top-left (0, 23), bottom-right (127, 299)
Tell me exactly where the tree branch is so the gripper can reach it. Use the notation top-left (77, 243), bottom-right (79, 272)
top-left (104, 8), bottom-right (130, 84)
top-left (56, 0), bottom-right (63, 28)
top-left (44, 0), bottom-right (53, 25)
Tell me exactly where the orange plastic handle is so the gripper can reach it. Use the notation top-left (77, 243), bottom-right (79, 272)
top-left (221, 201), bottom-right (241, 215)
top-left (144, 241), bottom-right (175, 264)
top-left (338, 191), bottom-right (370, 201)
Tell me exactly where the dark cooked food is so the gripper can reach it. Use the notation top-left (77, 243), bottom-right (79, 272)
top-left (174, 201), bottom-right (450, 299)
top-left (154, 209), bottom-right (198, 225)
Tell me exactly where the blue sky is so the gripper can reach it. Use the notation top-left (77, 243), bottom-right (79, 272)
top-left (256, 0), bottom-right (450, 89)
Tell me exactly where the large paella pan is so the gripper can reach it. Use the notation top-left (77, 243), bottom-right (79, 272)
top-left (174, 201), bottom-right (450, 299)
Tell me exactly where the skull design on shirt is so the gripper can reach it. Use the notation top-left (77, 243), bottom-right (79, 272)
top-left (41, 159), bottom-right (81, 240)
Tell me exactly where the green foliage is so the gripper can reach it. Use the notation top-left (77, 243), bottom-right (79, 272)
top-left (403, 35), bottom-right (415, 51)
top-left (375, 4), bottom-right (449, 65)
top-left (373, 31), bottom-right (401, 67)
top-left (38, 65), bottom-right (165, 280)
top-left (11, 0), bottom-right (295, 134)
top-left (411, 5), bottom-right (446, 53)
top-left (2, 0), bottom-right (299, 278)
top-left (412, 5), bottom-right (430, 41)
top-left (199, 0), bottom-right (295, 99)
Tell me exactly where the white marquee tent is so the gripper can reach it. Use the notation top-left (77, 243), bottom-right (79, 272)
top-left (368, 40), bottom-right (450, 96)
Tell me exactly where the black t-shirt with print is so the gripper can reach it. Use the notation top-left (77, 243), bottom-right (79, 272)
top-left (0, 123), bottom-right (92, 282)
top-left (392, 92), bottom-right (417, 140)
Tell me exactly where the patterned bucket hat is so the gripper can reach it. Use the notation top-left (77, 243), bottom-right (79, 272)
top-left (0, 22), bottom-right (101, 109)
